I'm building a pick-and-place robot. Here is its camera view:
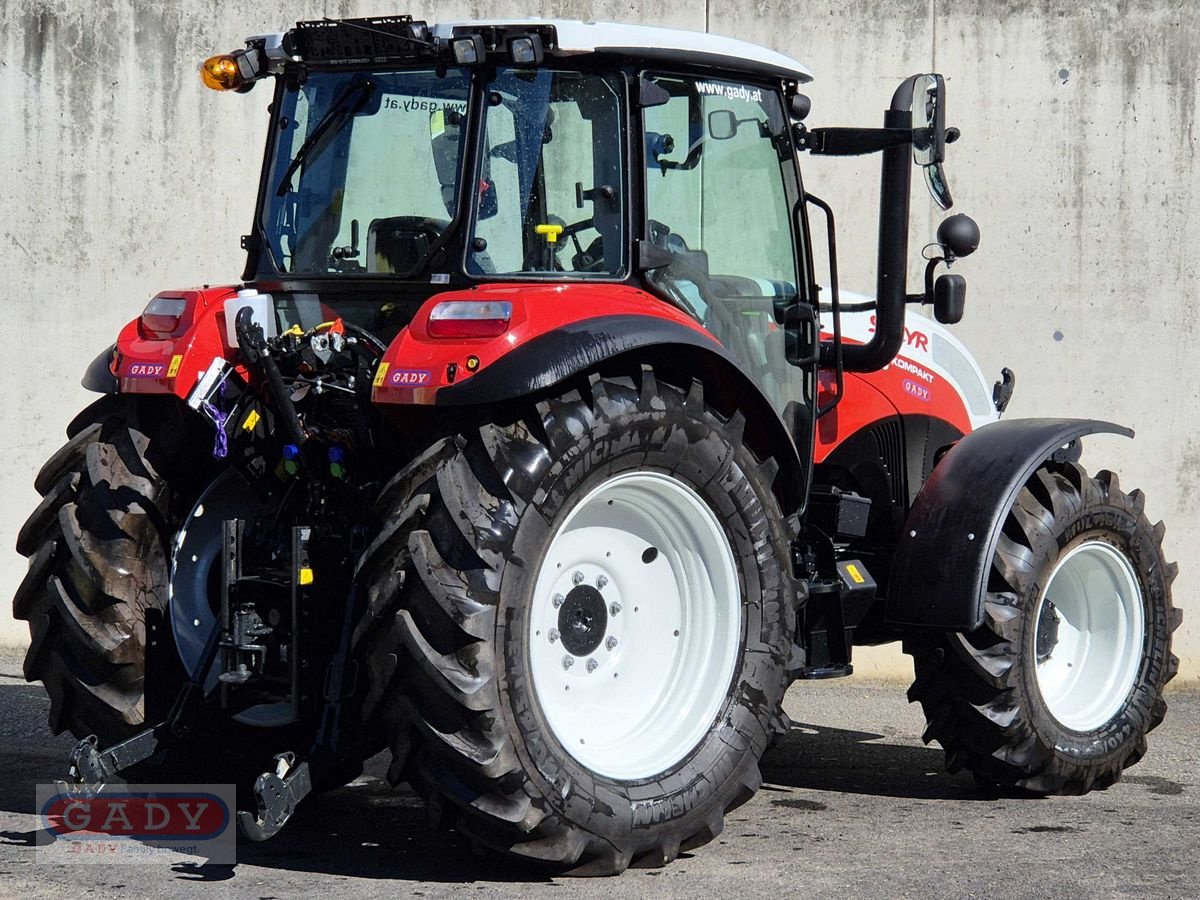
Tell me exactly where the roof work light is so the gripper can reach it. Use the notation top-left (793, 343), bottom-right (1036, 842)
top-left (507, 34), bottom-right (544, 65)
top-left (450, 35), bottom-right (486, 65)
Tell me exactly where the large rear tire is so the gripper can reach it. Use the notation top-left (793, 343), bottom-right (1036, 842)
top-left (906, 461), bottom-right (1180, 793)
top-left (14, 396), bottom-right (209, 739)
top-left (355, 368), bottom-right (799, 873)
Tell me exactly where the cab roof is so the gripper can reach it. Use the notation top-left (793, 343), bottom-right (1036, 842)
top-left (431, 19), bottom-right (814, 83)
top-left (251, 17), bottom-right (813, 84)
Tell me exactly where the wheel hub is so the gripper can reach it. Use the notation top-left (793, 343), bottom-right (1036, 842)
top-left (1035, 600), bottom-right (1060, 662)
top-left (558, 585), bottom-right (608, 657)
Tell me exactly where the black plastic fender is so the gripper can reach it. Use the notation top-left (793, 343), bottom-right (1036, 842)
top-left (82, 344), bottom-right (118, 394)
top-left (434, 314), bottom-right (809, 514)
top-left (436, 315), bottom-right (736, 405)
top-left (885, 418), bottom-right (1134, 631)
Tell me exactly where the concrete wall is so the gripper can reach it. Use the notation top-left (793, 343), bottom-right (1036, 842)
top-left (1, 1), bottom-right (1196, 683)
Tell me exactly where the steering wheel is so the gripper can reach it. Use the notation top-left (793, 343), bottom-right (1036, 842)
top-left (369, 216), bottom-right (449, 274)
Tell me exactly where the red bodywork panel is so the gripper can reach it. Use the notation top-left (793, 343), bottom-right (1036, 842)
top-left (814, 329), bottom-right (973, 464)
top-left (372, 283), bottom-right (712, 405)
top-left (108, 282), bottom-right (967, 474)
top-left (111, 282), bottom-right (712, 408)
top-left (113, 286), bottom-right (244, 398)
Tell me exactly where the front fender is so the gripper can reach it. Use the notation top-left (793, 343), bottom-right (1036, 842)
top-left (885, 417), bottom-right (1134, 632)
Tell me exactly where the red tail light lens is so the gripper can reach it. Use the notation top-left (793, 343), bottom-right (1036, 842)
top-left (427, 300), bottom-right (513, 339)
top-left (139, 297), bottom-right (188, 337)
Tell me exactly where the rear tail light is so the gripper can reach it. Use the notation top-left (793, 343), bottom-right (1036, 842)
top-left (427, 300), bottom-right (512, 339)
top-left (139, 297), bottom-right (188, 337)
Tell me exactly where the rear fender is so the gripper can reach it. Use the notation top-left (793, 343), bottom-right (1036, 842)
top-left (373, 283), bottom-right (807, 513)
top-left (86, 287), bottom-right (243, 398)
top-left (371, 283), bottom-right (717, 403)
top-left (885, 418), bottom-right (1134, 631)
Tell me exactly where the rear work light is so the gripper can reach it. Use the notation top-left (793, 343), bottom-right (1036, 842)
top-left (507, 34), bottom-right (544, 66)
top-left (427, 300), bottom-right (512, 339)
top-left (449, 35), bottom-right (486, 66)
top-left (139, 296), bottom-right (188, 337)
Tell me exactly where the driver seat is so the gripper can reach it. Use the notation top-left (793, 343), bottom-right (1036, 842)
top-left (367, 216), bottom-right (445, 274)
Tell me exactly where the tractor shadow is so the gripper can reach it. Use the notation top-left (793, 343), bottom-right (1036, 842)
top-left (208, 758), bottom-right (551, 884)
top-left (0, 685), bottom-right (76, 815)
top-left (760, 721), bottom-right (1002, 801)
top-left (0, 680), bottom-right (1016, 883)
top-left (0, 682), bottom-right (544, 883)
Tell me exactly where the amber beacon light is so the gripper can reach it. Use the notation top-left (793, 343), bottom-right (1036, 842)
top-left (200, 54), bottom-right (245, 91)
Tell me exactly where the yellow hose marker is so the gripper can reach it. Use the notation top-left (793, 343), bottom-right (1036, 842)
top-left (846, 563), bottom-right (865, 584)
top-left (535, 223), bottom-right (564, 244)
top-left (298, 566), bottom-right (314, 586)
top-left (241, 409), bottom-right (261, 432)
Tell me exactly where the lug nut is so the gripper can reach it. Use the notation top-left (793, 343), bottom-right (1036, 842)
top-left (610, 601), bottom-right (622, 616)
top-left (596, 574), bottom-right (608, 589)
top-left (572, 571), bottom-right (585, 585)
top-left (586, 658), bottom-right (599, 673)
top-left (606, 636), bottom-right (618, 651)
top-left (552, 593), bottom-right (565, 608)
top-left (548, 628), bottom-right (560, 644)
top-left (562, 655), bottom-right (574, 670)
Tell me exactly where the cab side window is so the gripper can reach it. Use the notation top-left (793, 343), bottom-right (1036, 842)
top-left (642, 76), bottom-right (798, 317)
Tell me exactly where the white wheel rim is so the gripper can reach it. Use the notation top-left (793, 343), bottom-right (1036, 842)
top-left (527, 471), bottom-right (741, 780)
top-left (1033, 540), bottom-right (1145, 732)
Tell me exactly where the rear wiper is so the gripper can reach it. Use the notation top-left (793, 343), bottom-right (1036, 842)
top-left (275, 80), bottom-right (376, 197)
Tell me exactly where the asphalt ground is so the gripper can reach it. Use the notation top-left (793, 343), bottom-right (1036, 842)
top-left (0, 649), bottom-right (1195, 899)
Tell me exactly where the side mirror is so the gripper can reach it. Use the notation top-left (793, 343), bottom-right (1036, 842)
top-left (707, 109), bottom-right (738, 140)
top-left (912, 74), bottom-right (947, 166)
top-left (912, 74), bottom-right (955, 210)
top-left (934, 273), bottom-right (966, 324)
top-left (430, 107), bottom-right (463, 188)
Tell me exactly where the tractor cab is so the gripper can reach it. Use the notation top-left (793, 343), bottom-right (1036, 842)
top-left (215, 19), bottom-right (821, 405)
top-left (205, 16), bottom-right (973, 498)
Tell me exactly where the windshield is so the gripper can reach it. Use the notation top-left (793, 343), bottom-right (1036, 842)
top-left (263, 69), bottom-right (471, 276)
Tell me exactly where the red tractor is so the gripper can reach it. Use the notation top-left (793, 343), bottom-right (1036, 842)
top-left (17, 16), bottom-right (1179, 873)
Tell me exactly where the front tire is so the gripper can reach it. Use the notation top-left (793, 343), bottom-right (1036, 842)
top-left (355, 369), bottom-right (798, 873)
top-left (906, 461), bottom-right (1180, 793)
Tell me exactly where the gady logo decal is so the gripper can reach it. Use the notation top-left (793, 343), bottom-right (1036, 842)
top-left (903, 379), bottom-right (931, 402)
top-left (124, 362), bottom-right (167, 378)
top-left (389, 369), bottom-right (433, 387)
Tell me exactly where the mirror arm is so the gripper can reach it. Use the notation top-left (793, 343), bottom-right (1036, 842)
top-left (924, 256), bottom-right (943, 301)
top-left (798, 126), bottom-right (912, 157)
